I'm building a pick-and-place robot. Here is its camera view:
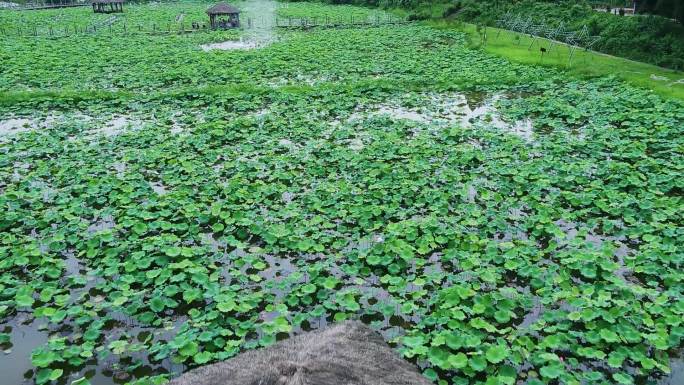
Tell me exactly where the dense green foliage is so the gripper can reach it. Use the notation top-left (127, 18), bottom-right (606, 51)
top-left (277, 1), bottom-right (390, 19)
top-left (297, 0), bottom-right (426, 9)
top-left (1, 2), bottom-right (684, 385)
top-left (443, 0), bottom-right (684, 70)
top-left (283, 0), bottom-right (684, 70)
top-left (0, 14), bottom-right (527, 92)
top-left (0, 2), bottom-right (244, 32)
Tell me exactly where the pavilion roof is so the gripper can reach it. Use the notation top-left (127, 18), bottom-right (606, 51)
top-left (206, 3), bottom-right (240, 15)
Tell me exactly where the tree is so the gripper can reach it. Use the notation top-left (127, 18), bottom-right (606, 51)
top-left (637, 0), bottom-right (684, 21)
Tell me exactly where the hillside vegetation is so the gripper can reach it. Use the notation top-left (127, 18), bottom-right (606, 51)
top-left (286, 0), bottom-right (684, 70)
top-left (443, 0), bottom-right (684, 70)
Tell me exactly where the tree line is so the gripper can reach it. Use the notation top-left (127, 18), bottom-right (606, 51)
top-left (637, 0), bottom-right (683, 22)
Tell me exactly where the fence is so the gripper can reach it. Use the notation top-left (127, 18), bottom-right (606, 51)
top-left (586, 0), bottom-right (633, 8)
top-left (2, 0), bottom-right (88, 10)
top-left (274, 14), bottom-right (408, 29)
top-left (0, 15), bottom-right (410, 37)
top-left (0, 22), bottom-right (219, 37)
top-left (2, 0), bottom-right (202, 11)
top-left (494, 13), bottom-right (602, 64)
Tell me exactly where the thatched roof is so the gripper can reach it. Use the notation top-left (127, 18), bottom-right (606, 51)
top-left (206, 2), bottom-right (240, 15)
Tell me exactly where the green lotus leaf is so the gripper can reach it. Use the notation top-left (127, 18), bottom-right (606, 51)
top-left (31, 349), bottom-right (58, 368)
top-left (193, 351), bottom-right (213, 364)
top-left (217, 300), bottom-right (237, 313)
top-left (179, 341), bottom-right (199, 357)
top-left (150, 296), bottom-right (166, 313)
top-left (301, 284), bottom-right (317, 294)
top-left (35, 368), bottom-right (63, 384)
top-left (600, 328), bottom-right (620, 343)
top-left (469, 355), bottom-right (487, 372)
top-left (613, 372), bottom-right (634, 385)
top-left (485, 344), bottom-right (508, 363)
top-left (403, 335), bottom-right (425, 348)
top-left (539, 363), bottom-right (564, 379)
top-left (132, 222), bottom-right (148, 235)
top-left (422, 368), bottom-right (438, 382)
top-left (164, 246), bottom-right (182, 257)
top-left (448, 352), bottom-right (468, 369)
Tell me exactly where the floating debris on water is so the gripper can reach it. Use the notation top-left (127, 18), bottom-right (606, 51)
top-left (99, 116), bottom-right (140, 136)
top-left (149, 181), bottom-right (168, 195)
top-left (201, 39), bottom-right (263, 51)
top-left (338, 92), bottom-right (535, 141)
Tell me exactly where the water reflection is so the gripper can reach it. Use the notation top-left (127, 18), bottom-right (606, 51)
top-left (1, 315), bottom-right (50, 385)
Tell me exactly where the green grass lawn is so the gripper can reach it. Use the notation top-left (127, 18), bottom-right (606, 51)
top-left (429, 20), bottom-right (684, 101)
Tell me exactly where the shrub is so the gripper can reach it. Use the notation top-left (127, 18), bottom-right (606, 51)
top-left (448, 0), bottom-right (684, 70)
top-left (442, 2), bottom-right (462, 18)
top-left (407, 10), bottom-right (430, 21)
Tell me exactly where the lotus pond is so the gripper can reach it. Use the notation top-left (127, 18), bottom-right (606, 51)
top-left (0, 2), bottom-right (683, 385)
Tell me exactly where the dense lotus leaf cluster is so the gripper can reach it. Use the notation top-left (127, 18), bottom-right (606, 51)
top-left (276, 2), bottom-right (390, 20)
top-left (0, 1), bottom-right (244, 32)
top-left (0, 0), bottom-right (389, 33)
top-left (1, 2), bottom-right (683, 385)
top-left (0, 23), bottom-right (544, 92)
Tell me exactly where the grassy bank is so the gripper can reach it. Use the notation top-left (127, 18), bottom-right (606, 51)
top-left (383, 3), bottom-right (684, 100)
top-left (427, 19), bottom-right (684, 101)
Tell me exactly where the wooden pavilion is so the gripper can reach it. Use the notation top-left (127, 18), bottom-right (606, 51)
top-left (92, 0), bottom-right (123, 13)
top-left (207, 3), bottom-right (241, 29)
